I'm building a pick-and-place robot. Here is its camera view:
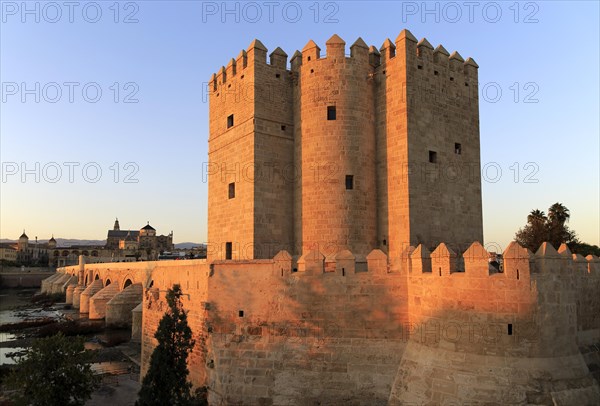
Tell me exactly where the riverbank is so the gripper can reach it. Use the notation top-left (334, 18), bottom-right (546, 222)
top-left (0, 289), bottom-right (141, 405)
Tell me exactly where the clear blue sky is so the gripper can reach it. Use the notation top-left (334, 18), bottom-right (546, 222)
top-left (1, 1), bottom-right (598, 250)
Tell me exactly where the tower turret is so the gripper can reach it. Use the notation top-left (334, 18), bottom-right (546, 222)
top-left (48, 235), bottom-right (56, 249)
top-left (208, 38), bottom-right (294, 261)
top-left (18, 230), bottom-right (29, 251)
top-left (294, 34), bottom-right (378, 259)
top-left (113, 218), bottom-right (120, 231)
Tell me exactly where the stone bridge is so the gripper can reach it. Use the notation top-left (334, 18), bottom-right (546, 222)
top-left (40, 256), bottom-right (167, 339)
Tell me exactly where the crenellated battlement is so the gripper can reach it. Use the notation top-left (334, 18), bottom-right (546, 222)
top-left (260, 241), bottom-right (600, 284)
top-left (210, 29), bottom-right (479, 90)
top-left (210, 39), bottom-right (289, 90)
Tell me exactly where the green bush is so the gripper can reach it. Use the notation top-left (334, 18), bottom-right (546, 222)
top-left (5, 333), bottom-right (99, 406)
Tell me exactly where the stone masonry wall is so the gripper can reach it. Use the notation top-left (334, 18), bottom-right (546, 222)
top-left (55, 240), bottom-right (600, 404)
top-left (208, 30), bottom-right (484, 265)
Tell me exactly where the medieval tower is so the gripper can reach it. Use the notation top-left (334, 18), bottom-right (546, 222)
top-left (208, 29), bottom-right (483, 269)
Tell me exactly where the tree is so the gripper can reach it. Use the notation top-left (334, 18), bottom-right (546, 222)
top-left (5, 333), bottom-right (99, 406)
top-left (546, 202), bottom-right (576, 248)
top-left (137, 284), bottom-right (200, 406)
top-left (515, 202), bottom-right (577, 252)
top-left (548, 202), bottom-right (570, 225)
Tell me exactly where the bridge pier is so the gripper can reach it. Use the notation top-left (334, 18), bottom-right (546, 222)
top-left (72, 285), bottom-right (86, 309)
top-left (131, 302), bottom-right (143, 342)
top-left (65, 284), bottom-right (76, 304)
top-left (106, 283), bottom-right (143, 328)
top-left (40, 273), bottom-right (61, 294)
top-left (89, 283), bottom-right (120, 320)
top-left (79, 279), bottom-right (104, 314)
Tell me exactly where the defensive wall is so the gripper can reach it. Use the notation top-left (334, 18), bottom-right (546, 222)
top-left (46, 241), bottom-right (600, 405)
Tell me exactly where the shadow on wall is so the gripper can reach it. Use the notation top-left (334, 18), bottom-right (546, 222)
top-left (203, 250), bottom-right (410, 405)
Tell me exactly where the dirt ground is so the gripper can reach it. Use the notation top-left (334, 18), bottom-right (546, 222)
top-left (88, 372), bottom-right (141, 406)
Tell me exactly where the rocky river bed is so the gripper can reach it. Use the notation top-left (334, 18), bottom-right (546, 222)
top-left (0, 289), bottom-right (141, 405)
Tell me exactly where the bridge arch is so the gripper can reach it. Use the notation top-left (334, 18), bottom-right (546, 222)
top-left (123, 278), bottom-right (133, 289)
top-left (105, 279), bottom-right (111, 287)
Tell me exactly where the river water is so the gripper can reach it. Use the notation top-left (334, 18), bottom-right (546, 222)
top-left (0, 289), bottom-right (132, 366)
top-left (0, 288), bottom-right (59, 364)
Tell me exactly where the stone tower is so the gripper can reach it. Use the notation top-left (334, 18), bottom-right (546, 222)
top-left (208, 30), bottom-right (483, 267)
top-left (375, 31), bottom-right (483, 269)
top-left (18, 230), bottom-right (29, 251)
top-left (292, 35), bottom-right (377, 262)
top-left (208, 40), bottom-right (294, 261)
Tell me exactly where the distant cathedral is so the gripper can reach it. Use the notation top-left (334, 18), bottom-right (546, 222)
top-left (0, 219), bottom-right (174, 268)
top-left (105, 218), bottom-right (174, 254)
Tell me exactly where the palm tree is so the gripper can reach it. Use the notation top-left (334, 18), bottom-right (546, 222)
top-left (527, 209), bottom-right (547, 225)
top-left (548, 202), bottom-right (570, 225)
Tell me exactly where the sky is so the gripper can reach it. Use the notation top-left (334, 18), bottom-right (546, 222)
top-left (1, 1), bottom-right (598, 251)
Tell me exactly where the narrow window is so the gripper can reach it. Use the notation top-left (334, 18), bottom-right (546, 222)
top-left (345, 175), bottom-right (353, 190)
top-left (307, 56), bottom-right (311, 61)
top-left (342, 268), bottom-right (345, 276)
top-left (327, 106), bottom-right (336, 120)
top-left (292, 268), bottom-right (298, 273)
top-left (508, 324), bottom-right (513, 335)
top-left (429, 150), bottom-right (437, 163)
top-left (417, 65), bottom-right (423, 70)
top-left (227, 114), bottom-right (234, 128)
top-left (383, 239), bottom-right (387, 246)
top-left (238, 310), bottom-right (244, 317)
top-left (450, 77), bottom-right (454, 81)
top-left (281, 125), bottom-right (286, 131)
top-left (434, 70), bottom-right (439, 76)
top-left (225, 242), bottom-right (232, 260)
top-left (465, 82), bottom-right (469, 87)
top-left (516, 269), bottom-right (520, 280)
top-left (228, 182), bottom-right (235, 199)
top-left (455, 143), bottom-right (462, 155)
top-left (275, 73), bottom-right (280, 78)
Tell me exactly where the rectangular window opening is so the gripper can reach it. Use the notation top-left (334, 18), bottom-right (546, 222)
top-left (345, 175), bottom-right (354, 190)
top-left (327, 106), bottom-right (336, 120)
top-left (239, 310), bottom-right (244, 317)
top-left (508, 324), bottom-right (513, 335)
top-left (429, 150), bottom-right (437, 163)
top-left (228, 182), bottom-right (235, 199)
top-left (227, 114), bottom-right (234, 128)
top-left (225, 242), bottom-right (232, 260)
top-left (455, 143), bottom-right (462, 155)
top-left (281, 125), bottom-right (286, 131)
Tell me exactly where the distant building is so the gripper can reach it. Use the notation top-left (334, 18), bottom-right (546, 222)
top-left (6, 219), bottom-right (175, 267)
top-left (0, 244), bottom-right (18, 262)
top-left (106, 218), bottom-right (174, 260)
